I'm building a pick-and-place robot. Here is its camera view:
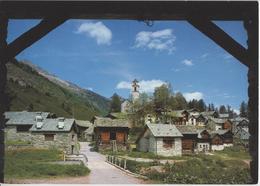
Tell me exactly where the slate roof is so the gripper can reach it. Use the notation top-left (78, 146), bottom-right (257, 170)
top-left (75, 120), bottom-right (92, 128)
top-left (94, 116), bottom-right (129, 128)
top-left (209, 117), bottom-right (226, 124)
top-left (146, 123), bottom-right (183, 137)
top-left (201, 111), bottom-right (217, 117)
top-left (84, 125), bottom-right (94, 135)
top-left (175, 125), bottom-right (198, 134)
top-left (211, 129), bottom-right (230, 136)
top-left (30, 118), bottom-right (75, 132)
top-left (106, 112), bottom-right (128, 119)
top-left (5, 111), bottom-right (50, 125)
top-left (219, 113), bottom-right (229, 118)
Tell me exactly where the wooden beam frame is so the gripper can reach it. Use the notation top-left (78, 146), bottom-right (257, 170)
top-left (6, 17), bottom-right (68, 62)
top-left (188, 17), bottom-right (249, 66)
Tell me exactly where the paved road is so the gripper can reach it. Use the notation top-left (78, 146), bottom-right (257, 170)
top-left (6, 142), bottom-right (146, 184)
top-left (80, 142), bottom-right (145, 184)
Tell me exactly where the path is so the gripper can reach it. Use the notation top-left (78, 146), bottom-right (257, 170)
top-left (6, 142), bottom-right (146, 184)
top-left (80, 142), bottom-right (145, 184)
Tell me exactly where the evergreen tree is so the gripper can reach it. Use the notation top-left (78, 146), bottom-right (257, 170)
top-left (219, 105), bottom-right (227, 114)
top-left (110, 93), bottom-right (121, 112)
top-left (240, 101), bottom-right (248, 117)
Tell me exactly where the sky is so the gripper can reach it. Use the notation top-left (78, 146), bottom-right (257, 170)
top-left (7, 19), bottom-right (248, 113)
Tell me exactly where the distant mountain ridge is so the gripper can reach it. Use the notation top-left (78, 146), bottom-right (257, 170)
top-left (6, 59), bottom-right (111, 120)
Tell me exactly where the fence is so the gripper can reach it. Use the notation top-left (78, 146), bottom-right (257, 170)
top-left (106, 155), bottom-right (127, 170)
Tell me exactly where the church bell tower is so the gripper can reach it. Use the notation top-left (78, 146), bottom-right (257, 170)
top-left (131, 79), bottom-right (140, 101)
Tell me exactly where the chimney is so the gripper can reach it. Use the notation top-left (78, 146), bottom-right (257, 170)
top-left (57, 117), bottom-right (65, 129)
top-left (36, 113), bottom-right (43, 129)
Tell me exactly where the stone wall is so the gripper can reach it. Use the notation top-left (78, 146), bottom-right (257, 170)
top-left (5, 126), bottom-right (32, 142)
top-left (31, 130), bottom-right (77, 154)
top-left (156, 137), bottom-right (182, 157)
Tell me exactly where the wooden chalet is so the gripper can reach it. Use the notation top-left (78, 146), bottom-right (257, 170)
top-left (175, 125), bottom-right (197, 153)
top-left (196, 129), bottom-right (211, 152)
top-left (169, 110), bottom-right (189, 125)
top-left (93, 116), bottom-right (129, 150)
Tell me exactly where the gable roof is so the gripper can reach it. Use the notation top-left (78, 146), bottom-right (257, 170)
top-left (211, 129), bottom-right (230, 136)
top-left (5, 111), bottom-right (50, 125)
top-left (94, 116), bottom-right (129, 128)
top-left (219, 113), bottom-right (229, 118)
top-left (84, 125), bottom-right (94, 134)
top-left (146, 123), bottom-right (183, 137)
top-left (201, 111), bottom-right (217, 117)
top-left (106, 112), bottom-right (128, 119)
top-left (175, 125), bottom-right (197, 134)
top-left (75, 120), bottom-right (92, 128)
top-left (30, 118), bottom-right (75, 132)
top-left (208, 117), bottom-right (226, 124)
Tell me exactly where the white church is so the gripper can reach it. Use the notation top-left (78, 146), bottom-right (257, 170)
top-left (121, 79), bottom-right (140, 113)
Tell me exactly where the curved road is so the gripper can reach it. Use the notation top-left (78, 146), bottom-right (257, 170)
top-left (80, 142), bottom-right (145, 184)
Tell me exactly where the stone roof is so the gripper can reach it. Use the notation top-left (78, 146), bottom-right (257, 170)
top-left (30, 118), bottom-right (75, 132)
top-left (106, 112), bottom-right (128, 119)
top-left (209, 117), bottom-right (226, 124)
top-left (147, 123), bottom-right (183, 137)
top-left (94, 116), bottom-right (129, 128)
top-left (84, 125), bottom-right (94, 134)
top-left (219, 113), bottom-right (229, 118)
top-left (175, 125), bottom-right (198, 134)
top-left (201, 111), bottom-right (217, 117)
top-left (5, 111), bottom-right (50, 125)
top-left (75, 120), bottom-right (92, 128)
top-left (211, 129), bottom-right (230, 136)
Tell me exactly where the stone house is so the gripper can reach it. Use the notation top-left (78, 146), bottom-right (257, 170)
top-left (175, 125), bottom-right (197, 153)
top-left (30, 117), bottom-right (78, 154)
top-left (136, 123), bottom-right (183, 157)
top-left (93, 116), bottom-right (130, 150)
top-left (206, 118), bottom-right (232, 131)
top-left (231, 117), bottom-right (249, 135)
top-left (196, 129), bottom-right (211, 152)
top-left (235, 127), bottom-right (250, 140)
top-left (194, 114), bottom-right (207, 127)
top-left (4, 111), bottom-right (50, 142)
top-left (75, 119), bottom-right (92, 140)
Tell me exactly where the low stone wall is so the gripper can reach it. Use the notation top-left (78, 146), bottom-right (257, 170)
top-left (211, 144), bottom-right (224, 151)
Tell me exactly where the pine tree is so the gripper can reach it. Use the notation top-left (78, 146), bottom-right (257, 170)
top-left (240, 101), bottom-right (248, 117)
top-left (110, 93), bottom-right (121, 112)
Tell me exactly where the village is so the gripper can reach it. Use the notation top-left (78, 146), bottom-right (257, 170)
top-left (4, 79), bottom-right (251, 184)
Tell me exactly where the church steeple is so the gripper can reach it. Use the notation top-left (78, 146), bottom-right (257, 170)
top-left (131, 79), bottom-right (140, 101)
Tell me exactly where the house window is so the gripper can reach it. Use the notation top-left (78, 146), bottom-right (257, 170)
top-left (72, 134), bottom-right (75, 140)
top-left (16, 125), bottom-right (31, 132)
top-left (163, 138), bottom-right (174, 148)
top-left (44, 134), bottom-right (55, 141)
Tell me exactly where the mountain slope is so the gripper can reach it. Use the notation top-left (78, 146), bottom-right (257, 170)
top-left (6, 59), bottom-right (111, 120)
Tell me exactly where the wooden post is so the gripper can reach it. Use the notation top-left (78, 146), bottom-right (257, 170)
top-left (0, 13), bottom-right (8, 183)
top-left (124, 159), bottom-right (127, 170)
top-left (244, 17), bottom-right (258, 184)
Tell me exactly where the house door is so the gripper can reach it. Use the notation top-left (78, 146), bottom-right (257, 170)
top-left (71, 145), bottom-right (74, 154)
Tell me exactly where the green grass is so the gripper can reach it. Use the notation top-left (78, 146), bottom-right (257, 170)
top-left (5, 148), bottom-right (90, 179)
top-left (213, 145), bottom-right (251, 160)
top-left (126, 154), bottom-right (251, 184)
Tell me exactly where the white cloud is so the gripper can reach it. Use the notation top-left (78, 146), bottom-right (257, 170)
top-left (116, 79), bottom-right (167, 93)
top-left (233, 109), bottom-right (240, 115)
top-left (134, 29), bottom-right (176, 53)
top-left (183, 92), bottom-right (203, 101)
top-left (182, 59), bottom-right (193, 66)
top-left (201, 53), bottom-right (209, 58)
top-left (76, 21), bottom-right (112, 45)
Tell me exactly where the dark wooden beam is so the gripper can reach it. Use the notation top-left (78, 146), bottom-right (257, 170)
top-left (188, 18), bottom-right (249, 67)
top-left (6, 17), bottom-right (68, 62)
top-left (0, 1), bottom-right (257, 20)
top-left (0, 14), bottom-right (8, 183)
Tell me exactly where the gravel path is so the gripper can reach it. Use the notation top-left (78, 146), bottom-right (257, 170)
top-left (6, 142), bottom-right (146, 184)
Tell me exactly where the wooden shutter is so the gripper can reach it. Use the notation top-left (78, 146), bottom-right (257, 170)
top-left (116, 132), bottom-right (125, 143)
top-left (101, 132), bottom-right (110, 143)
